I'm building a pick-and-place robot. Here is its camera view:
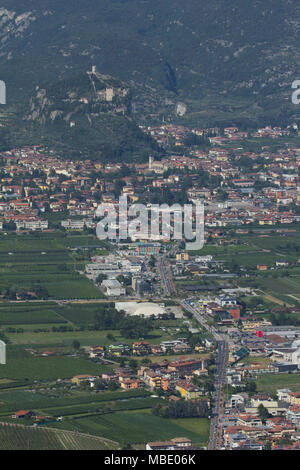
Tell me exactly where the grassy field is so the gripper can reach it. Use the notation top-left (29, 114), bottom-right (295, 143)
top-left (258, 276), bottom-right (300, 296)
top-left (51, 408), bottom-right (210, 446)
top-left (0, 346), bottom-right (110, 382)
top-left (0, 303), bottom-right (67, 325)
top-left (256, 373), bottom-right (300, 393)
top-left (0, 423), bottom-right (119, 450)
top-left (0, 388), bottom-right (152, 416)
top-left (0, 232), bottom-right (105, 299)
top-left (242, 356), bottom-right (271, 366)
top-left (5, 325), bottom-right (174, 347)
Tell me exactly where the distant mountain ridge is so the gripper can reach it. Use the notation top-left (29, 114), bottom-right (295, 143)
top-left (0, 0), bottom-right (300, 153)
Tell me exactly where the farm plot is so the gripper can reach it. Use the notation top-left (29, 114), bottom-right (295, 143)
top-left (58, 409), bottom-right (210, 446)
top-left (0, 234), bottom-right (102, 299)
top-left (0, 423), bottom-right (118, 450)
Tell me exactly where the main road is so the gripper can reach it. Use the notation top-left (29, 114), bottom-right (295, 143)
top-left (181, 300), bottom-right (228, 450)
top-left (157, 246), bottom-right (178, 297)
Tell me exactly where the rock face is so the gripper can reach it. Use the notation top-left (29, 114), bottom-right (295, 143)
top-left (1, 67), bottom-right (161, 162)
top-left (26, 67), bottom-right (132, 126)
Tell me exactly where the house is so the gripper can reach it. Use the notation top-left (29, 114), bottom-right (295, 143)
top-left (277, 388), bottom-right (292, 402)
top-left (12, 410), bottom-right (35, 419)
top-left (151, 344), bottom-right (164, 355)
top-left (132, 341), bottom-right (151, 356)
top-left (168, 357), bottom-right (208, 374)
top-left (146, 438), bottom-right (192, 450)
top-left (287, 405), bottom-right (300, 426)
top-left (257, 264), bottom-right (268, 271)
top-left (120, 378), bottom-right (144, 390)
top-left (102, 371), bottom-right (118, 382)
top-left (108, 343), bottom-right (131, 356)
top-left (237, 414), bottom-right (263, 428)
top-left (175, 380), bottom-right (204, 400)
top-left (276, 260), bottom-right (289, 268)
top-left (288, 392), bottom-right (300, 406)
top-left (88, 346), bottom-right (105, 358)
top-left (143, 370), bottom-right (162, 389)
top-left (71, 374), bottom-right (94, 385)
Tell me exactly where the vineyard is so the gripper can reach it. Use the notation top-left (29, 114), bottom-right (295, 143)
top-left (0, 423), bottom-right (119, 450)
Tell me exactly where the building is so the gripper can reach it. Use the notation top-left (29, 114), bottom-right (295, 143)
top-left (71, 375), bottom-right (94, 385)
top-left (257, 264), bottom-right (268, 271)
top-left (0, 340), bottom-right (5, 365)
top-left (168, 357), bottom-right (209, 373)
top-left (176, 381), bottom-right (204, 400)
top-left (108, 343), bottom-right (131, 356)
top-left (101, 279), bottom-right (126, 297)
top-left (136, 243), bottom-right (160, 255)
top-left (146, 438), bottom-right (192, 451)
top-left (12, 410), bottom-right (35, 419)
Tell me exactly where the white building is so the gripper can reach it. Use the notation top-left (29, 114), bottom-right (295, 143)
top-left (0, 340), bottom-right (6, 365)
top-left (101, 279), bottom-right (126, 297)
top-left (277, 388), bottom-right (291, 402)
top-left (230, 394), bottom-right (246, 408)
top-left (16, 219), bottom-right (48, 231)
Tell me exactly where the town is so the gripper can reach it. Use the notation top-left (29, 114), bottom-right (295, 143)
top-left (0, 121), bottom-right (299, 450)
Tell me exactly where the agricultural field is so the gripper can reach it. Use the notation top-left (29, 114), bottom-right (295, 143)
top-left (256, 373), bottom-right (300, 393)
top-left (258, 276), bottom-right (300, 296)
top-left (0, 388), bottom-right (152, 416)
top-left (0, 346), bottom-right (111, 382)
top-left (51, 408), bottom-right (210, 447)
top-left (0, 423), bottom-right (119, 450)
top-left (4, 324), bottom-right (175, 347)
top-left (192, 233), bottom-right (300, 269)
top-left (0, 302), bottom-right (67, 326)
top-left (0, 232), bottom-right (106, 300)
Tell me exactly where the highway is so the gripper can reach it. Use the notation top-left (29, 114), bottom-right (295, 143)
top-left (181, 300), bottom-right (228, 450)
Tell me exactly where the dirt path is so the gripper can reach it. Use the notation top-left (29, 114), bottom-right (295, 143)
top-left (262, 293), bottom-right (293, 308)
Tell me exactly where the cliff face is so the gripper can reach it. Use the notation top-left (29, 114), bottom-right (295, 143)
top-left (2, 69), bottom-right (160, 162)
top-left (27, 68), bottom-right (132, 126)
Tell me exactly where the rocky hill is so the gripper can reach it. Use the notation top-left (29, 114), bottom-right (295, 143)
top-left (3, 68), bottom-right (161, 161)
top-left (0, 0), bottom-right (300, 151)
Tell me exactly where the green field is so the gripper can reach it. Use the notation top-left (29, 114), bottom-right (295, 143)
top-left (51, 409), bottom-right (210, 446)
top-left (0, 303), bottom-right (67, 325)
top-left (256, 373), bottom-right (300, 392)
top-left (0, 388), bottom-right (152, 417)
top-left (0, 233), bottom-right (106, 299)
top-left (0, 346), bottom-right (110, 382)
top-left (0, 423), bottom-right (119, 450)
top-left (258, 277), bottom-right (300, 296)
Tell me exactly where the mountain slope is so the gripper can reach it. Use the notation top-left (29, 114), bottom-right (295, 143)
top-left (0, 1), bottom-right (300, 127)
top-left (5, 69), bottom-right (160, 161)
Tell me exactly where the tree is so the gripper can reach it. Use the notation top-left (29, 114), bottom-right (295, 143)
top-left (73, 340), bottom-right (80, 351)
top-left (128, 359), bottom-right (138, 371)
top-left (258, 404), bottom-right (270, 424)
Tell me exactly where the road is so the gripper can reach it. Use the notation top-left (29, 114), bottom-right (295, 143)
top-left (181, 300), bottom-right (228, 450)
top-left (157, 246), bottom-right (178, 297)
top-left (208, 339), bottom-right (228, 450)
